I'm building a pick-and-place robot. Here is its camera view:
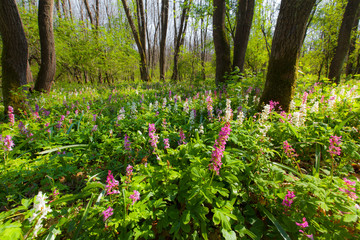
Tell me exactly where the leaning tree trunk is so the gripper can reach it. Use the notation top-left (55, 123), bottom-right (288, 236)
top-left (35, 0), bottom-right (56, 93)
top-left (0, 0), bottom-right (29, 114)
top-left (259, 0), bottom-right (316, 112)
top-left (328, 0), bottom-right (360, 83)
top-left (159, 0), bottom-right (169, 81)
top-left (213, 0), bottom-right (231, 86)
top-left (233, 0), bottom-right (255, 73)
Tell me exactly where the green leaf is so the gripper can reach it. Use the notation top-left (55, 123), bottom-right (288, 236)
top-left (313, 143), bottom-right (321, 177)
top-left (37, 144), bottom-right (88, 155)
top-left (0, 221), bottom-right (23, 240)
top-left (273, 112), bottom-right (299, 140)
top-left (72, 194), bottom-right (95, 240)
top-left (181, 210), bottom-right (191, 225)
top-left (271, 162), bottom-right (301, 177)
top-left (259, 206), bottom-right (291, 240)
top-left (343, 214), bottom-right (357, 223)
top-left (82, 182), bottom-right (105, 193)
top-left (45, 226), bottom-right (61, 240)
top-left (221, 229), bottom-right (237, 240)
top-left (334, 115), bottom-right (354, 135)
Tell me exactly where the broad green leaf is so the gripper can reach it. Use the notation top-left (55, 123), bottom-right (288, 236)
top-left (259, 206), bottom-right (291, 240)
top-left (221, 229), bottom-right (237, 240)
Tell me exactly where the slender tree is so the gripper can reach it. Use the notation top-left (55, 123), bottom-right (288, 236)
top-left (259, 0), bottom-right (316, 112)
top-left (171, 0), bottom-right (192, 82)
top-left (35, 0), bottom-right (56, 93)
top-left (328, 0), bottom-right (360, 83)
top-left (213, 0), bottom-right (231, 85)
top-left (233, 0), bottom-right (255, 73)
top-left (159, 0), bottom-right (169, 81)
top-left (0, 0), bottom-right (29, 113)
top-left (121, 0), bottom-right (150, 81)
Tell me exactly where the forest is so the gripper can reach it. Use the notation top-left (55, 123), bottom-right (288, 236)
top-left (0, 0), bottom-right (360, 239)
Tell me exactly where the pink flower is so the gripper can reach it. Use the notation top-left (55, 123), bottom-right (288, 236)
top-left (328, 135), bottom-right (342, 157)
top-left (283, 141), bottom-right (298, 159)
top-left (105, 170), bottom-right (120, 195)
top-left (102, 207), bottom-right (114, 221)
top-left (209, 122), bottom-right (231, 175)
top-left (92, 125), bottom-right (98, 132)
top-left (126, 165), bottom-right (133, 178)
top-left (149, 123), bottom-right (159, 152)
top-left (164, 138), bottom-right (170, 149)
top-left (129, 190), bottom-right (140, 205)
top-left (296, 217), bottom-right (309, 228)
top-left (282, 190), bottom-right (295, 208)
top-left (3, 135), bottom-right (15, 151)
top-left (178, 129), bottom-right (186, 145)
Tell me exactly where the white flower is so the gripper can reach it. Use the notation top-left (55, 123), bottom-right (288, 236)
top-left (260, 104), bottom-right (271, 123)
top-left (199, 124), bottom-right (204, 135)
top-left (290, 100), bottom-right (296, 111)
top-left (310, 101), bottom-right (319, 113)
top-left (225, 99), bottom-right (233, 122)
top-left (236, 110), bottom-right (244, 125)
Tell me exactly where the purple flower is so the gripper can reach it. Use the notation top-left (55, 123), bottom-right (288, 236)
top-left (164, 138), bottom-right (170, 149)
top-left (328, 135), bottom-right (342, 157)
top-left (124, 134), bottom-right (131, 151)
top-left (3, 135), bottom-right (15, 151)
top-left (209, 122), bottom-right (231, 175)
top-left (102, 207), bottom-right (114, 221)
top-left (126, 165), bottom-right (133, 176)
top-left (92, 125), bottom-right (98, 132)
top-left (93, 114), bottom-right (97, 121)
top-left (129, 190), bottom-right (140, 205)
top-left (105, 170), bottom-right (120, 195)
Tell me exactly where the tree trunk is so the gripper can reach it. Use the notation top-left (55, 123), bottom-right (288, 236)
top-left (0, 0), bottom-right (29, 113)
top-left (213, 0), bottom-right (231, 85)
top-left (233, 0), bottom-right (255, 73)
top-left (159, 0), bottom-right (169, 81)
top-left (121, 0), bottom-right (150, 81)
top-left (346, 13), bottom-right (360, 76)
top-left (171, 0), bottom-right (192, 81)
top-left (259, 0), bottom-right (316, 112)
top-left (329, 0), bottom-right (360, 83)
top-left (35, 0), bottom-right (56, 93)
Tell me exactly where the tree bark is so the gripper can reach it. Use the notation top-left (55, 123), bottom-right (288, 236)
top-left (233, 0), bottom-right (255, 73)
top-left (35, 0), bottom-right (56, 93)
top-left (121, 0), bottom-right (150, 81)
top-left (346, 13), bottom-right (360, 76)
top-left (259, 0), bottom-right (316, 112)
top-left (159, 0), bottom-right (169, 81)
top-left (213, 0), bottom-right (231, 85)
top-left (171, 0), bottom-right (192, 82)
top-left (0, 0), bottom-right (29, 113)
top-left (329, 0), bottom-right (360, 83)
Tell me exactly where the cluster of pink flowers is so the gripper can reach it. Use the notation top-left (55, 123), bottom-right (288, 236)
top-left (178, 129), bottom-right (186, 145)
top-left (162, 118), bottom-right (167, 129)
top-left (129, 190), bottom-right (140, 205)
top-left (1, 135), bottom-right (15, 152)
top-left (209, 122), bottom-right (231, 175)
top-left (164, 138), bottom-right (170, 149)
top-left (8, 106), bottom-right (15, 126)
top-left (269, 100), bottom-right (279, 112)
top-left (125, 165), bottom-right (133, 184)
top-left (57, 115), bottom-right (65, 129)
top-left (282, 190), bottom-right (295, 209)
top-left (148, 123), bottom-right (159, 152)
top-left (206, 95), bottom-right (213, 119)
top-left (283, 141), bottom-right (298, 159)
top-left (296, 217), bottom-right (313, 239)
top-left (102, 206), bottom-right (114, 221)
top-left (124, 134), bottom-right (131, 151)
top-left (339, 178), bottom-right (357, 200)
top-left (328, 135), bottom-right (342, 157)
top-left (105, 170), bottom-right (120, 195)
